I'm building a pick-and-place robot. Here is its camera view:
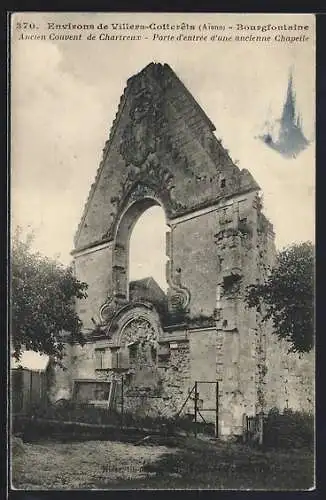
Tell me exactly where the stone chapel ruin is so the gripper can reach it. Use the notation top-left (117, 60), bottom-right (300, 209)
top-left (51, 63), bottom-right (314, 437)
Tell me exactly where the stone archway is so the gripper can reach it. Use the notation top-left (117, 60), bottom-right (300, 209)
top-left (111, 194), bottom-right (165, 302)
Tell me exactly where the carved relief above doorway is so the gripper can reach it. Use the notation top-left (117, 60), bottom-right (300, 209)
top-left (119, 317), bottom-right (157, 345)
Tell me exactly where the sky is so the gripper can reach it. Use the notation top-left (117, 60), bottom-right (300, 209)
top-left (11, 13), bottom-right (315, 296)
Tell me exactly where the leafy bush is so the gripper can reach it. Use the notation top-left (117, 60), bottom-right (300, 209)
top-left (11, 226), bottom-right (88, 362)
top-left (245, 242), bottom-right (314, 353)
top-left (263, 408), bottom-right (314, 449)
top-left (16, 401), bottom-right (215, 440)
top-left (25, 401), bottom-right (122, 426)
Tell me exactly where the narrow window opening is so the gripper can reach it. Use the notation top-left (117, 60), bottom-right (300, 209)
top-left (128, 342), bottom-right (138, 361)
top-left (151, 345), bottom-right (157, 362)
top-left (95, 348), bottom-right (105, 370)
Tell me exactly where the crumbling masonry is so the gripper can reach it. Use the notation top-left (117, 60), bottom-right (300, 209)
top-left (51, 63), bottom-right (314, 437)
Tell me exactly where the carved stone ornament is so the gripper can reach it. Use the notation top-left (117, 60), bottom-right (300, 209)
top-left (102, 169), bottom-right (185, 242)
top-left (102, 81), bottom-right (188, 241)
top-left (119, 317), bottom-right (157, 346)
top-left (99, 297), bottom-right (118, 324)
top-left (166, 261), bottom-right (191, 313)
top-left (122, 153), bottom-right (174, 197)
top-left (128, 183), bottom-right (157, 204)
top-left (120, 89), bottom-right (162, 167)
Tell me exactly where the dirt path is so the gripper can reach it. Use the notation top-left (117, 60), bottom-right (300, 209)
top-left (12, 440), bottom-right (178, 489)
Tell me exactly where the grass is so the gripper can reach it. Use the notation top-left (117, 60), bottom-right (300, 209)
top-left (11, 436), bottom-right (314, 490)
top-left (12, 439), bottom-right (171, 489)
top-left (14, 406), bottom-right (213, 436)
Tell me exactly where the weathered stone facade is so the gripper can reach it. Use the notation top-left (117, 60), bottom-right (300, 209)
top-left (51, 63), bottom-right (314, 437)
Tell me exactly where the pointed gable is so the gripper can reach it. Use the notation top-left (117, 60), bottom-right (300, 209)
top-left (73, 63), bottom-right (260, 253)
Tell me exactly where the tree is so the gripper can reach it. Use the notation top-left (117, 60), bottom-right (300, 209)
top-left (245, 242), bottom-right (314, 353)
top-left (11, 227), bottom-right (88, 362)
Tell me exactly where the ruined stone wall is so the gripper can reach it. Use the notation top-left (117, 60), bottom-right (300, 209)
top-left (264, 334), bottom-right (315, 414)
top-left (164, 190), bottom-right (272, 437)
top-left (50, 303), bottom-right (192, 418)
top-left (49, 335), bottom-right (191, 418)
top-left (212, 191), bottom-right (261, 435)
top-left (70, 342), bottom-right (106, 380)
top-left (50, 189), bottom-right (315, 437)
top-left (48, 341), bottom-right (113, 403)
top-left (188, 328), bottom-right (219, 423)
top-left (48, 344), bottom-right (73, 402)
top-left (122, 338), bottom-right (191, 418)
top-left (253, 215), bottom-right (314, 417)
top-left (73, 245), bottom-right (113, 330)
top-left (253, 226), bottom-right (307, 417)
top-left (50, 63), bottom-right (314, 437)
top-left (73, 64), bottom-right (260, 255)
top-left (215, 319), bottom-right (257, 436)
top-left (171, 211), bottom-right (219, 317)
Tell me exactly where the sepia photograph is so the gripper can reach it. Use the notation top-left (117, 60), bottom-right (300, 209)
top-left (10, 12), bottom-right (315, 490)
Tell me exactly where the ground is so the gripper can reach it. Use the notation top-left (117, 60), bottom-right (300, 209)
top-left (11, 437), bottom-right (314, 490)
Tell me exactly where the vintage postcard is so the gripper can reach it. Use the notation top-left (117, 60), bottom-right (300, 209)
top-left (10, 12), bottom-right (315, 491)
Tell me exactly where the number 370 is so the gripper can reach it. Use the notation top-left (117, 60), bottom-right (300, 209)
top-left (15, 22), bottom-right (37, 30)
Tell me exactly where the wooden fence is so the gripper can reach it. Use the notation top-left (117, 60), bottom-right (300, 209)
top-left (11, 368), bottom-right (48, 414)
